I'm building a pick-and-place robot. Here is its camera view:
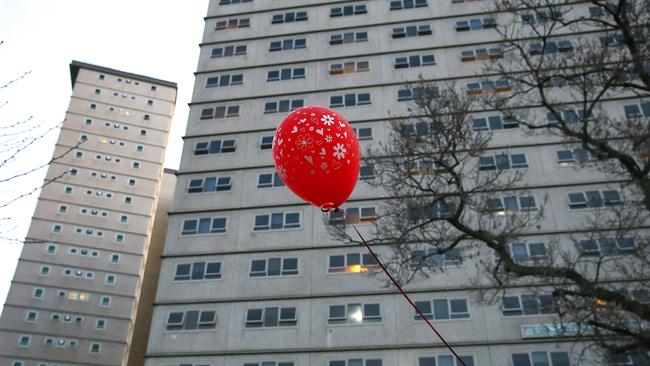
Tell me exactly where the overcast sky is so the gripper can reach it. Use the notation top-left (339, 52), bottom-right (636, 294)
top-left (0, 0), bottom-right (208, 312)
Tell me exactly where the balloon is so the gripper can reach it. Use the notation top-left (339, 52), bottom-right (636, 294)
top-left (273, 105), bottom-right (360, 211)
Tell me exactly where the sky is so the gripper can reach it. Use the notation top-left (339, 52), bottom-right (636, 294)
top-left (0, 0), bottom-right (209, 313)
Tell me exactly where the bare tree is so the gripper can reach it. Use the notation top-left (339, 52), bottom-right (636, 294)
top-left (328, 1), bottom-right (650, 362)
top-left (0, 40), bottom-right (79, 243)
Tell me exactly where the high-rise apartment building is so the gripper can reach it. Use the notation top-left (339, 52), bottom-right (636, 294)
top-left (144, 1), bottom-right (644, 366)
top-left (0, 61), bottom-right (177, 366)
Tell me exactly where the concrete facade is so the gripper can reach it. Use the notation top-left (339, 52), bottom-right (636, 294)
top-left (0, 61), bottom-right (177, 366)
top-left (145, 1), bottom-right (644, 366)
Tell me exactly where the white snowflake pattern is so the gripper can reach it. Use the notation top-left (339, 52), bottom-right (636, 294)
top-left (321, 114), bottom-right (335, 126)
top-left (325, 135), bottom-right (333, 143)
top-left (277, 165), bottom-right (288, 179)
top-left (332, 143), bottom-right (347, 160)
top-left (320, 162), bottom-right (328, 171)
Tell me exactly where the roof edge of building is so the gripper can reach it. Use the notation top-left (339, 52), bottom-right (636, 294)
top-left (69, 60), bottom-right (178, 89)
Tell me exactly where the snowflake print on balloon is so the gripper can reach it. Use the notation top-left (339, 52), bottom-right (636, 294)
top-left (333, 143), bottom-right (347, 160)
top-left (277, 164), bottom-right (288, 179)
top-left (321, 114), bottom-right (335, 126)
top-left (295, 134), bottom-right (314, 151)
top-left (325, 135), bottom-right (333, 143)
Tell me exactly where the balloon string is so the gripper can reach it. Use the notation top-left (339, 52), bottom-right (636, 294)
top-left (350, 224), bottom-right (468, 366)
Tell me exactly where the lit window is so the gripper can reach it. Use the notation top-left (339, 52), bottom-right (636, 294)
top-left (328, 253), bottom-right (379, 273)
top-left (328, 303), bottom-right (382, 324)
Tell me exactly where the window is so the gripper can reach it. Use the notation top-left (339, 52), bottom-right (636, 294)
top-left (392, 24), bottom-right (432, 39)
top-left (397, 86), bottom-right (439, 103)
top-left (353, 127), bottom-right (373, 141)
top-left (115, 233), bottom-right (125, 243)
top-left (181, 217), bottom-right (228, 235)
top-left (98, 74), bottom-right (105, 80)
top-left (211, 44), bottom-right (247, 58)
top-left (174, 261), bottom-right (222, 281)
top-left (623, 101), bottom-right (650, 118)
top-left (359, 164), bottom-right (375, 180)
top-left (455, 18), bottom-right (496, 31)
top-left (119, 215), bottom-right (128, 223)
top-left (139, 129), bottom-right (147, 136)
top-left (90, 103), bottom-right (96, 110)
top-left (89, 342), bottom-right (102, 354)
top-left (105, 274), bottom-right (116, 285)
top-left (466, 79), bottom-right (511, 95)
top-left (128, 178), bottom-right (137, 186)
top-left (11, 361), bottom-right (24, 366)
top-left (329, 61), bottom-right (370, 76)
top-left (472, 115), bottom-right (519, 131)
top-left (502, 242), bottom-right (547, 262)
top-left (567, 190), bottom-right (621, 209)
top-left (512, 352), bottom-right (570, 366)
top-left (479, 153), bottom-right (528, 170)
top-left (528, 40), bottom-right (573, 55)
top-left (136, 145), bottom-right (144, 153)
top-left (502, 294), bottom-right (556, 316)
top-left (257, 173), bottom-right (285, 188)
top-left (264, 99), bottom-right (304, 114)
top-left (269, 38), bottom-right (306, 52)
top-left (419, 356), bottom-right (475, 366)
top-left (245, 307), bottom-right (297, 327)
top-left (39, 265), bottom-right (50, 276)
top-left (329, 32), bottom-right (368, 45)
top-left (187, 176), bottom-right (232, 193)
top-left (260, 136), bottom-right (274, 150)
top-left (331, 4), bottom-right (367, 17)
top-left (271, 11), bottom-right (308, 24)
top-left (64, 186), bottom-right (73, 195)
top-left (487, 195), bottom-right (538, 214)
top-left (110, 254), bottom-right (120, 263)
top-left (124, 196), bottom-right (133, 204)
top-left (460, 47), bottom-right (504, 62)
top-left (328, 253), bottom-right (379, 273)
top-left (46, 244), bottom-right (57, 254)
top-left (201, 105), bottom-right (240, 119)
top-left (390, 0), bottom-right (427, 10)
top-left (394, 54), bottom-right (435, 69)
top-left (18, 335), bottom-right (31, 347)
top-left (329, 359), bottom-right (382, 366)
top-left (205, 74), bottom-right (244, 88)
top-left (250, 258), bottom-right (298, 277)
top-left (95, 319), bottom-right (107, 330)
top-left (254, 212), bottom-right (301, 231)
top-left (166, 310), bottom-right (217, 331)
top-left (52, 224), bottom-right (62, 234)
top-left (267, 67), bottom-right (306, 81)
top-left (414, 299), bottom-right (470, 320)
top-left (329, 207), bottom-right (377, 224)
top-left (25, 310), bottom-right (38, 322)
top-left (33, 287), bottom-right (44, 299)
top-left (579, 237), bottom-right (636, 256)
top-left (215, 17), bottom-right (250, 30)
top-left (100, 296), bottom-right (111, 307)
top-left (410, 248), bottom-right (463, 267)
top-left (219, 0), bottom-right (253, 5)
top-left (330, 93), bottom-right (371, 107)
top-left (329, 303), bottom-right (381, 324)
top-left (193, 139), bottom-right (237, 155)
top-left (244, 362), bottom-right (295, 366)
top-left (75, 150), bottom-right (84, 159)
top-left (556, 148), bottom-right (592, 166)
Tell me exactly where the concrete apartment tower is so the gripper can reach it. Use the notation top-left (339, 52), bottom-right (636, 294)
top-left (144, 1), bottom-right (645, 366)
top-left (0, 61), bottom-right (177, 366)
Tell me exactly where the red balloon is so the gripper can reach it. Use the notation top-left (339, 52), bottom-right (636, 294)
top-left (273, 106), bottom-right (360, 211)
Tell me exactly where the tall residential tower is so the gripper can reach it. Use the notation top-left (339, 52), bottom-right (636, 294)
top-left (145, 1), bottom-right (645, 366)
top-left (0, 61), bottom-right (177, 366)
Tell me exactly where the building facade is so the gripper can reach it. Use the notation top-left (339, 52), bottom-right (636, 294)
top-left (145, 1), bottom-right (645, 366)
top-left (0, 61), bottom-right (177, 366)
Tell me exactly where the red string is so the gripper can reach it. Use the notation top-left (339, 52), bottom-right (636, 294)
top-left (351, 224), bottom-right (468, 366)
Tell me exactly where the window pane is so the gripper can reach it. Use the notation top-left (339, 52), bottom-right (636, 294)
top-left (419, 357), bottom-right (436, 366)
top-left (433, 299), bottom-right (449, 319)
top-left (512, 354), bottom-right (532, 366)
top-left (268, 258), bottom-right (281, 276)
top-left (185, 310), bottom-right (199, 330)
top-left (264, 307), bottom-right (279, 326)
